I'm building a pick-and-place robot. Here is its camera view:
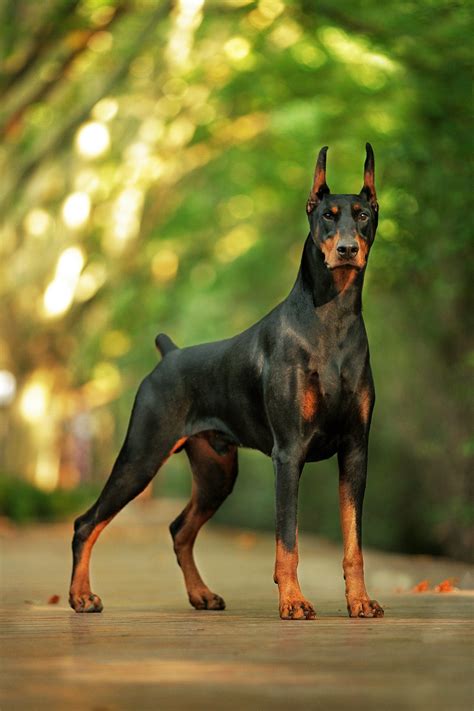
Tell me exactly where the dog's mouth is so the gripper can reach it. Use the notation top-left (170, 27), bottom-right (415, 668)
top-left (326, 262), bottom-right (362, 271)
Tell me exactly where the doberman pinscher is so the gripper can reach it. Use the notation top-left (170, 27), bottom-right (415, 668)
top-left (69, 144), bottom-right (384, 620)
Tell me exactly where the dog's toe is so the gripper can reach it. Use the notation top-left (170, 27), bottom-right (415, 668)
top-left (347, 598), bottom-right (384, 619)
top-left (189, 589), bottom-right (225, 611)
top-left (207, 594), bottom-right (226, 610)
top-left (280, 598), bottom-right (316, 621)
top-left (69, 592), bottom-right (103, 613)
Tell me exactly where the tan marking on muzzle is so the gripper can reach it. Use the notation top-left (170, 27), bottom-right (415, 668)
top-left (320, 234), bottom-right (338, 262)
top-left (355, 235), bottom-right (369, 266)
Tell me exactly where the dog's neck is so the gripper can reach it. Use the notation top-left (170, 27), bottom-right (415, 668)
top-left (293, 234), bottom-right (365, 313)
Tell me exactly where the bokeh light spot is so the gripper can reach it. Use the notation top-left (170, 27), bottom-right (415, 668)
top-left (43, 280), bottom-right (75, 318)
top-left (215, 224), bottom-right (258, 262)
top-left (19, 381), bottom-right (48, 422)
top-left (75, 121), bottom-right (110, 159)
top-left (92, 97), bottom-right (118, 122)
top-left (258, 0), bottom-right (284, 20)
top-left (0, 370), bottom-right (16, 406)
top-left (151, 249), bottom-right (179, 283)
top-left (24, 208), bottom-right (51, 237)
top-left (91, 362), bottom-right (122, 397)
top-left (56, 246), bottom-right (85, 278)
top-left (43, 246), bottom-right (85, 318)
top-left (227, 194), bottom-right (254, 219)
top-left (62, 192), bottom-right (91, 229)
top-left (87, 31), bottom-right (113, 54)
top-left (101, 330), bottom-right (131, 358)
top-left (269, 20), bottom-right (302, 49)
top-left (167, 117), bottom-right (196, 147)
top-left (379, 219), bottom-right (398, 241)
top-left (291, 42), bottom-right (325, 68)
top-left (224, 37), bottom-right (251, 61)
top-left (75, 262), bottom-right (107, 302)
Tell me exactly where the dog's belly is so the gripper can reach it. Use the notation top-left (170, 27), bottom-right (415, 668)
top-left (186, 423), bottom-right (337, 462)
top-left (305, 433), bottom-right (339, 462)
top-left (185, 414), bottom-right (274, 456)
top-left (183, 372), bottom-right (275, 455)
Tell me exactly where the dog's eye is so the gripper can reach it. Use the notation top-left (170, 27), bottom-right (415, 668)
top-left (358, 212), bottom-right (369, 221)
top-left (322, 212), bottom-right (334, 220)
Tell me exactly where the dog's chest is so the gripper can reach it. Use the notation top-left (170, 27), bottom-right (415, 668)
top-left (302, 351), bottom-right (366, 425)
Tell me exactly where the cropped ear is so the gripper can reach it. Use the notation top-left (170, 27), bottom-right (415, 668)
top-left (306, 146), bottom-right (330, 214)
top-left (360, 142), bottom-right (378, 212)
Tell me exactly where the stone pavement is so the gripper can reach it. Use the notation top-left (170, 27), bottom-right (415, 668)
top-left (1, 499), bottom-right (473, 710)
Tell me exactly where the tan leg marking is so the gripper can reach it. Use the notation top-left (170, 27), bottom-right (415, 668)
top-left (359, 386), bottom-right (373, 423)
top-left (173, 493), bottom-right (225, 610)
top-left (172, 438), bottom-right (237, 611)
top-left (69, 518), bottom-right (112, 612)
top-left (339, 482), bottom-right (383, 618)
top-left (274, 538), bottom-right (316, 620)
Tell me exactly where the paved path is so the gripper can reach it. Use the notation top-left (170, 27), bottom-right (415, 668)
top-left (1, 499), bottom-right (473, 710)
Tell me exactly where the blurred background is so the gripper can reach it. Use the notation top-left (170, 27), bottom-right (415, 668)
top-left (0, 0), bottom-right (471, 561)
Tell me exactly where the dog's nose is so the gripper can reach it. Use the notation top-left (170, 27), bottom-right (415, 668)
top-left (337, 243), bottom-right (359, 258)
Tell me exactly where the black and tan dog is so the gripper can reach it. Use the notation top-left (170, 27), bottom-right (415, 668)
top-left (70, 144), bottom-right (384, 620)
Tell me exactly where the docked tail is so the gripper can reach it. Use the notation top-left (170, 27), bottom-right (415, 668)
top-left (155, 332), bottom-right (179, 357)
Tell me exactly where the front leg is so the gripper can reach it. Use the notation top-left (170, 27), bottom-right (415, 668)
top-left (273, 448), bottom-right (316, 620)
top-left (338, 438), bottom-right (384, 618)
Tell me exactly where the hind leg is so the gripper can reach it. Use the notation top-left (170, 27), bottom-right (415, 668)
top-left (170, 434), bottom-right (238, 611)
top-left (69, 375), bottom-right (185, 612)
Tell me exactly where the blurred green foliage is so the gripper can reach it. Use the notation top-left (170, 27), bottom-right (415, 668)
top-left (0, 474), bottom-right (100, 523)
top-left (0, 0), bottom-right (472, 559)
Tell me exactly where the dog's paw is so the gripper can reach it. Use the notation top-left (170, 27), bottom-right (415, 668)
top-left (69, 592), bottom-right (103, 613)
top-left (347, 597), bottom-right (384, 618)
top-left (279, 597), bottom-right (316, 620)
top-left (189, 589), bottom-right (226, 611)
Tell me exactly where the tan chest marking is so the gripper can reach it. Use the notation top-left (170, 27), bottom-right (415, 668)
top-left (301, 387), bottom-right (317, 420)
top-left (359, 386), bottom-right (372, 423)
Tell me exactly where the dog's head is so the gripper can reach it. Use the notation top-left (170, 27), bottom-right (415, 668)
top-left (306, 144), bottom-right (379, 272)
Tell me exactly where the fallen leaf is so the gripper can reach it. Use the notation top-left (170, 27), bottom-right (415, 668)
top-left (412, 580), bottom-right (430, 592)
top-left (434, 578), bottom-right (458, 593)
